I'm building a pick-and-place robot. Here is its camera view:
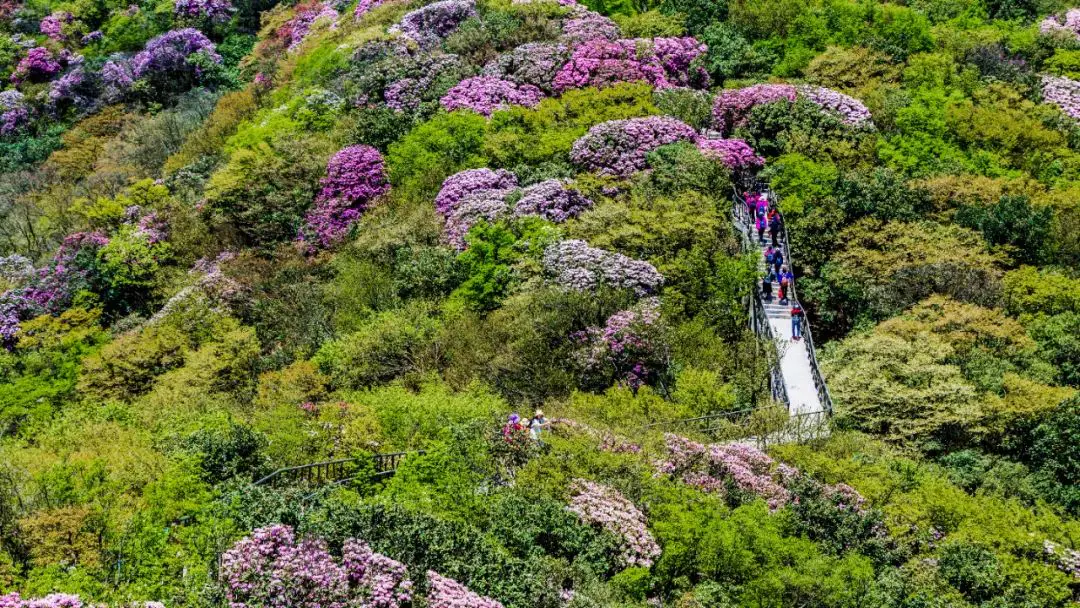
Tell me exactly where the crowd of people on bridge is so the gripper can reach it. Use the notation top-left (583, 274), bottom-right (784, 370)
top-left (744, 192), bottom-right (804, 342)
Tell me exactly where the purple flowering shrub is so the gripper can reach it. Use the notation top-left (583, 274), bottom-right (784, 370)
top-left (1041, 9), bottom-right (1080, 40)
top-left (132, 28), bottom-right (221, 78)
top-left (656, 434), bottom-right (791, 510)
top-left (553, 39), bottom-right (670, 93)
top-left (570, 116), bottom-right (698, 177)
top-left (567, 479), bottom-right (661, 568)
top-left (174, 0), bottom-right (235, 24)
top-left (574, 298), bottom-right (662, 389)
top-left (652, 37), bottom-right (709, 88)
top-left (696, 138), bottom-right (764, 171)
top-left (435, 168), bottom-right (518, 217)
top-left (426, 571), bottom-right (504, 608)
top-left (711, 83), bottom-right (797, 135)
top-left (300, 145), bottom-right (390, 248)
top-left (511, 179), bottom-right (593, 222)
top-left (39, 11), bottom-right (74, 40)
top-left (560, 10), bottom-right (619, 45)
top-left (0, 90), bottom-right (28, 136)
top-left (1042, 74), bottom-right (1080, 120)
top-left (277, 1), bottom-right (339, 51)
top-left (0, 593), bottom-right (85, 608)
top-left (439, 76), bottom-right (543, 116)
top-left (101, 60), bottom-right (134, 102)
top-left (796, 85), bottom-right (873, 127)
top-left (1043, 540), bottom-right (1080, 580)
top-left (444, 190), bottom-right (512, 249)
top-left (223, 525), bottom-right (509, 608)
top-left (11, 47), bottom-right (62, 84)
top-left (392, 0), bottom-right (476, 50)
top-left (354, 0), bottom-right (386, 19)
top-left (543, 239), bottom-right (663, 295)
top-left (482, 43), bottom-right (569, 94)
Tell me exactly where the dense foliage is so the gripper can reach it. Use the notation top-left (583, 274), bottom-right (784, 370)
top-left (1, 0), bottom-right (1080, 605)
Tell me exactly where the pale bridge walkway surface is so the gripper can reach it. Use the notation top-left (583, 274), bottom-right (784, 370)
top-left (734, 185), bottom-right (833, 427)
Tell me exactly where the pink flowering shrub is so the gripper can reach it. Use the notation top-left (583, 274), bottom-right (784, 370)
top-left (1043, 540), bottom-right (1080, 580)
top-left (656, 434), bottom-right (790, 510)
top-left (696, 138), bottom-right (764, 171)
top-left (796, 85), bottom-right (872, 126)
top-left (553, 39), bottom-right (671, 93)
top-left (130, 28), bottom-right (221, 87)
top-left (435, 168), bottom-right (518, 217)
top-left (1042, 74), bottom-right (1080, 119)
top-left (0, 594), bottom-right (84, 608)
top-left (354, 0), bottom-right (385, 19)
top-left (543, 239), bottom-right (663, 295)
top-left (1041, 9), bottom-right (1080, 40)
top-left (570, 116), bottom-right (698, 177)
top-left (0, 90), bottom-right (28, 136)
top-left (426, 571), bottom-right (504, 608)
top-left (652, 37), bottom-right (709, 88)
top-left (11, 47), bottom-right (61, 84)
top-left (393, 0), bottom-right (476, 50)
top-left (278, 1), bottom-right (339, 51)
top-left (560, 10), bottom-right (619, 45)
top-left (711, 83), bottom-right (797, 135)
top-left (439, 76), bottom-right (543, 116)
top-left (574, 298), bottom-right (662, 389)
top-left (511, 179), bottom-right (592, 222)
top-left (567, 479), bottom-right (661, 568)
top-left (300, 145), bottom-right (390, 248)
top-left (482, 43), bottom-right (568, 94)
top-left (222, 525), bottom-right (417, 608)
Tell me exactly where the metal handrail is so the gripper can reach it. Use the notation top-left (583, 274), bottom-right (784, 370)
top-left (253, 450), bottom-right (424, 487)
top-left (732, 185), bottom-right (833, 416)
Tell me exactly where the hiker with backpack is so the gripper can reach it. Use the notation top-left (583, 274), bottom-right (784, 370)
top-left (768, 210), bottom-right (781, 247)
top-left (778, 265), bottom-right (791, 304)
top-left (772, 248), bottom-right (784, 277)
top-left (761, 272), bottom-right (774, 302)
top-left (755, 215), bottom-right (767, 244)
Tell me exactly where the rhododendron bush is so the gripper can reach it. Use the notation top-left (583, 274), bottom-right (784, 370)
top-left (511, 179), bottom-right (593, 222)
top-left (559, 10), bottom-right (619, 45)
top-left (1042, 74), bottom-right (1080, 120)
top-left (439, 76), bottom-right (543, 116)
top-left (574, 298), bottom-right (664, 389)
top-left (392, 0), bottom-right (476, 49)
top-left (697, 138), bottom-right (764, 171)
top-left (712, 84), bottom-right (873, 134)
top-left (567, 479), bottom-right (661, 567)
top-left (1041, 9), bottom-right (1080, 40)
top-left (570, 116), bottom-right (697, 176)
top-left (543, 239), bottom-right (663, 295)
top-left (300, 145), bottom-right (390, 248)
top-left (482, 43), bottom-right (569, 94)
top-left (0, 593), bottom-right (90, 608)
top-left (552, 37), bottom-right (708, 94)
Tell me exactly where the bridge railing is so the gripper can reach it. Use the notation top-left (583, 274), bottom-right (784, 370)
top-left (253, 451), bottom-right (423, 488)
top-left (643, 407), bottom-right (829, 447)
top-left (733, 185), bottom-right (833, 416)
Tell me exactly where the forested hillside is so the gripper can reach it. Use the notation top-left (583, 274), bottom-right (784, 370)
top-left (2, 0), bottom-right (1080, 605)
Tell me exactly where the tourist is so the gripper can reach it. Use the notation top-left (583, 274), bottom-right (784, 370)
top-left (528, 409), bottom-right (549, 442)
top-left (772, 248), bottom-right (783, 276)
top-left (791, 302), bottom-right (803, 341)
top-left (756, 215), bottom-right (766, 244)
top-left (762, 272), bottom-right (773, 302)
top-left (769, 211), bottom-right (781, 247)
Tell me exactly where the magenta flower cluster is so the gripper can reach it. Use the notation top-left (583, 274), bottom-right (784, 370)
top-left (11, 47), bottom-right (62, 84)
top-left (1041, 9), bottom-right (1080, 40)
top-left (301, 145), bottom-right (390, 248)
top-left (131, 28), bottom-right (222, 79)
top-left (796, 85), bottom-right (872, 126)
top-left (482, 43), bottom-right (568, 94)
top-left (426, 571), bottom-right (504, 608)
top-left (711, 83), bottom-right (797, 135)
top-left (278, 2), bottom-right (339, 51)
top-left (696, 138), bottom-right (764, 171)
top-left (1042, 74), bottom-right (1080, 119)
top-left (439, 76), bottom-right (543, 116)
top-left (542, 239), bottom-right (664, 295)
top-left (354, 0), bottom-right (385, 20)
top-left (392, 0), bottom-right (476, 50)
top-left (39, 11), bottom-right (73, 40)
top-left (567, 479), bottom-right (661, 568)
top-left (383, 53), bottom-right (465, 112)
top-left (174, 0), bottom-right (235, 23)
top-left (553, 39), bottom-right (671, 94)
top-left (570, 115), bottom-right (697, 177)
top-left (511, 179), bottom-right (593, 222)
top-left (652, 37), bottom-right (709, 87)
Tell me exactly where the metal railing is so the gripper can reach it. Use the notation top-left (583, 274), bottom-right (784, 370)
top-left (643, 407), bottom-right (829, 447)
top-left (253, 451), bottom-right (423, 488)
top-left (733, 184), bottom-right (834, 416)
